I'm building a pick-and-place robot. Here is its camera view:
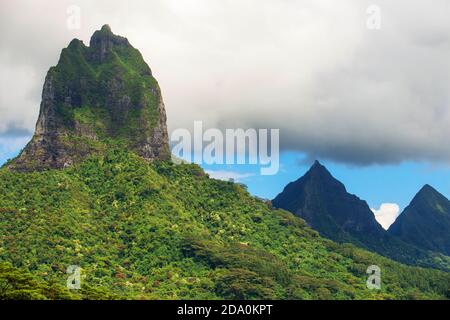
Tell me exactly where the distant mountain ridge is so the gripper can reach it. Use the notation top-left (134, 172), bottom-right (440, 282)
top-left (272, 161), bottom-right (384, 243)
top-left (389, 184), bottom-right (450, 256)
top-left (272, 161), bottom-right (450, 270)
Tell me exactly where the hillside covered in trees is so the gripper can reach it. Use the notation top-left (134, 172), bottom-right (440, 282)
top-left (1, 150), bottom-right (450, 300)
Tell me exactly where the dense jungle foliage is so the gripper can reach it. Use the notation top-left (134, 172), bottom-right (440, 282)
top-left (1, 150), bottom-right (449, 299)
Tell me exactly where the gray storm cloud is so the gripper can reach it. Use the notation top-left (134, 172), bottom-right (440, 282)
top-left (0, 0), bottom-right (449, 165)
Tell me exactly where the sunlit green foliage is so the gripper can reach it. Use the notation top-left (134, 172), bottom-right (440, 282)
top-left (1, 149), bottom-right (449, 299)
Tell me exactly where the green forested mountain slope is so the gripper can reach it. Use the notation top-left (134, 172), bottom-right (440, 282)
top-left (1, 150), bottom-right (449, 300)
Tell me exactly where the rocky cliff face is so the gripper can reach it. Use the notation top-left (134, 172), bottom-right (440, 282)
top-left (9, 25), bottom-right (170, 171)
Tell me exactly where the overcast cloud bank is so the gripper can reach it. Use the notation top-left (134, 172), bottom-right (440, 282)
top-left (1, 0), bottom-right (449, 166)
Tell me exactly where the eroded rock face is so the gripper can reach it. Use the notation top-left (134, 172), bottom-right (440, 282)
top-left (9, 25), bottom-right (170, 171)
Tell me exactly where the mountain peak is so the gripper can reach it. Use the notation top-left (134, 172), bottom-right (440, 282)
top-left (273, 158), bottom-right (386, 242)
top-left (101, 24), bottom-right (112, 32)
top-left (411, 184), bottom-right (446, 206)
top-left (89, 25), bottom-right (130, 63)
top-left (305, 159), bottom-right (335, 181)
top-left (418, 184), bottom-right (437, 194)
top-left (311, 159), bottom-right (322, 168)
top-left (8, 26), bottom-right (170, 171)
top-left (272, 163), bottom-right (437, 266)
top-left (93, 24), bottom-right (115, 38)
top-left (388, 184), bottom-right (450, 255)
top-left (309, 159), bottom-right (327, 172)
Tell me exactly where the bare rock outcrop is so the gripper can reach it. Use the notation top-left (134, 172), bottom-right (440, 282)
top-left (9, 25), bottom-right (170, 171)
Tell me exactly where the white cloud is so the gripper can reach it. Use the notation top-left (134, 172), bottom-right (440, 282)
top-left (205, 170), bottom-right (254, 182)
top-left (371, 203), bottom-right (401, 230)
top-left (1, 0), bottom-right (450, 166)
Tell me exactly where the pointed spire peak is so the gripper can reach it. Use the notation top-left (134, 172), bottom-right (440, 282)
top-left (418, 184), bottom-right (438, 195)
top-left (67, 38), bottom-right (85, 49)
top-left (90, 24), bottom-right (128, 43)
top-left (309, 159), bottom-right (327, 172)
top-left (90, 24), bottom-right (121, 40)
top-left (100, 24), bottom-right (112, 33)
top-left (89, 25), bottom-right (130, 62)
top-left (305, 159), bottom-right (338, 183)
top-left (312, 159), bottom-right (322, 167)
top-left (410, 184), bottom-right (449, 206)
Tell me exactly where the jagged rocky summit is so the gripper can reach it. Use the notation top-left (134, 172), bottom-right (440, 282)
top-left (8, 25), bottom-right (170, 171)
